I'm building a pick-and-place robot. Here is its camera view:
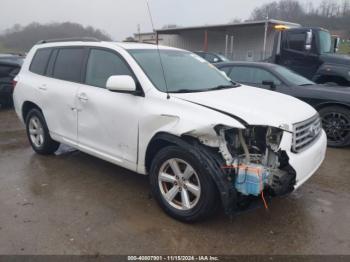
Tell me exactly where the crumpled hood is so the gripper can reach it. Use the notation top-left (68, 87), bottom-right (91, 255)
top-left (320, 53), bottom-right (350, 66)
top-left (173, 85), bottom-right (316, 130)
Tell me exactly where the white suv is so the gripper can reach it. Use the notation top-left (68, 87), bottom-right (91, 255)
top-left (13, 39), bottom-right (327, 222)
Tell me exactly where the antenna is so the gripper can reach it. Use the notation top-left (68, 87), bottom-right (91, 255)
top-left (146, 0), bottom-right (170, 99)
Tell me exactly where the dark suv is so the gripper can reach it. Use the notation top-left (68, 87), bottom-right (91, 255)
top-left (0, 54), bottom-right (24, 108)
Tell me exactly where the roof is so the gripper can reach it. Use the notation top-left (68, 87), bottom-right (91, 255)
top-left (115, 42), bottom-right (181, 50)
top-left (34, 41), bottom-right (181, 51)
top-left (133, 32), bottom-right (155, 37)
top-left (0, 59), bottom-right (23, 67)
top-left (156, 19), bottom-right (300, 34)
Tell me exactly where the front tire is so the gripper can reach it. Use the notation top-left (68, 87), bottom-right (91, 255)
top-left (149, 146), bottom-right (218, 222)
top-left (319, 106), bottom-right (350, 147)
top-left (25, 109), bottom-right (60, 155)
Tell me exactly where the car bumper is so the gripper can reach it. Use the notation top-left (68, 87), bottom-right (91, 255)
top-left (0, 84), bottom-right (13, 99)
top-left (280, 130), bottom-right (327, 190)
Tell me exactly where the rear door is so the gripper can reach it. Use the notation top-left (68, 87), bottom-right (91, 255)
top-left (43, 47), bottom-right (86, 145)
top-left (76, 48), bottom-right (143, 169)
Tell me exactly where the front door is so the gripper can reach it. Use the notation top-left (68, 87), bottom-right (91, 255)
top-left (77, 48), bottom-right (143, 170)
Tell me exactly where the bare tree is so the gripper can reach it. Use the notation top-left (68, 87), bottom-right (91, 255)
top-left (248, 0), bottom-right (350, 39)
top-left (229, 18), bottom-right (242, 24)
top-left (341, 0), bottom-right (350, 16)
top-left (250, 0), bottom-right (304, 22)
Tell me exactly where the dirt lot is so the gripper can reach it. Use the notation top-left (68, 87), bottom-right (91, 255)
top-left (0, 108), bottom-right (349, 255)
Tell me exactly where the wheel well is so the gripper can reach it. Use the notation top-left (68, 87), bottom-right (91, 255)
top-left (145, 136), bottom-right (175, 173)
top-left (315, 102), bottom-right (350, 112)
top-left (315, 75), bottom-right (349, 86)
top-left (144, 133), bottom-right (201, 173)
top-left (144, 132), bottom-right (235, 213)
top-left (22, 101), bottom-right (41, 122)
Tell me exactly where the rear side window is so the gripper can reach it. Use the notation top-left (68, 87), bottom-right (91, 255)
top-left (29, 48), bottom-right (52, 75)
top-left (85, 49), bottom-right (132, 88)
top-left (53, 48), bottom-right (85, 82)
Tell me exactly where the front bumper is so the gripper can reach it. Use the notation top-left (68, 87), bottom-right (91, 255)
top-left (280, 130), bottom-right (327, 190)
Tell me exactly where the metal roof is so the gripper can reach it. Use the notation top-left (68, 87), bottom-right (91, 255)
top-left (156, 19), bottom-right (300, 34)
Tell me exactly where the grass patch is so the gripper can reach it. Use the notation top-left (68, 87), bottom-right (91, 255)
top-left (0, 42), bottom-right (24, 54)
top-left (339, 41), bottom-right (350, 55)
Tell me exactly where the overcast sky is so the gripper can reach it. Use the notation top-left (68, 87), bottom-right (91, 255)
top-left (0, 0), bottom-right (341, 40)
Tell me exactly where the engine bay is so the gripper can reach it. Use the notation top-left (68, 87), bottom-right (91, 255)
top-left (219, 126), bottom-right (296, 199)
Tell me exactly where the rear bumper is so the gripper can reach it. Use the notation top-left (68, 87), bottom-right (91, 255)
top-left (281, 130), bottom-right (327, 190)
top-left (0, 83), bottom-right (13, 100)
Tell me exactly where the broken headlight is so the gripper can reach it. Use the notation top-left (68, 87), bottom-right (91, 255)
top-left (266, 127), bottom-right (283, 151)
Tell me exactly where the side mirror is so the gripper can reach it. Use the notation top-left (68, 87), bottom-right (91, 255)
top-left (305, 30), bottom-right (313, 51)
top-left (262, 80), bottom-right (276, 90)
top-left (213, 57), bottom-right (219, 63)
top-left (106, 75), bottom-right (136, 92)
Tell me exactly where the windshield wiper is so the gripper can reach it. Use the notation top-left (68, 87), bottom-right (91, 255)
top-left (170, 89), bottom-right (204, 93)
top-left (206, 83), bottom-right (240, 91)
top-left (170, 83), bottom-right (239, 93)
top-left (299, 83), bottom-right (314, 86)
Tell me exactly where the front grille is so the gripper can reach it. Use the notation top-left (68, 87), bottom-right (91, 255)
top-left (292, 114), bottom-right (322, 153)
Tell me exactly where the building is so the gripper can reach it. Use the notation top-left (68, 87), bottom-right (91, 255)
top-left (133, 32), bottom-right (158, 44)
top-left (134, 19), bottom-right (300, 62)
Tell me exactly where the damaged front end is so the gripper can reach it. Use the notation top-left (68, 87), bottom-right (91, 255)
top-left (191, 125), bottom-right (297, 213)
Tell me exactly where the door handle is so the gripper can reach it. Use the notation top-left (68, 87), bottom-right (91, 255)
top-left (38, 84), bottom-right (47, 91)
top-left (78, 93), bottom-right (88, 102)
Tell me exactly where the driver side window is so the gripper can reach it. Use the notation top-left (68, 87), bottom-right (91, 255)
top-left (85, 49), bottom-right (133, 88)
top-left (286, 32), bottom-right (306, 52)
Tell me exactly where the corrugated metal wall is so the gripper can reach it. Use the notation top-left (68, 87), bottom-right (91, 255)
top-left (159, 24), bottom-right (277, 62)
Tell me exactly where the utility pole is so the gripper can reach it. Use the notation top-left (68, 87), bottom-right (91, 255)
top-left (137, 24), bottom-right (141, 42)
top-left (262, 14), bottom-right (269, 60)
top-left (225, 34), bottom-right (229, 57)
top-left (230, 35), bottom-right (234, 60)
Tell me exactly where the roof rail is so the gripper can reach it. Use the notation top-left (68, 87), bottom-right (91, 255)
top-left (36, 37), bottom-right (101, 44)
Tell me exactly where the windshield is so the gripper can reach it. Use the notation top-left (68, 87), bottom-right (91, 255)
top-left (318, 30), bottom-right (332, 54)
top-left (273, 65), bottom-right (315, 86)
top-left (129, 49), bottom-right (234, 93)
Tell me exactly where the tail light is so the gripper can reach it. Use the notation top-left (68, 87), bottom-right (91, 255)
top-left (12, 80), bottom-right (17, 89)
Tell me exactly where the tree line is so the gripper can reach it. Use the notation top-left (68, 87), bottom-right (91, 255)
top-left (250, 0), bottom-right (350, 38)
top-left (0, 22), bottom-right (111, 52)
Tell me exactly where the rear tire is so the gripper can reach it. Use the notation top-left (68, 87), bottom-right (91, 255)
top-left (319, 106), bottom-right (350, 147)
top-left (25, 108), bottom-right (60, 155)
top-left (149, 145), bottom-right (218, 222)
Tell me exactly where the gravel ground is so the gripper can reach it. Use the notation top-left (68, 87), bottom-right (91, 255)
top-left (0, 108), bottom-right (349, 255)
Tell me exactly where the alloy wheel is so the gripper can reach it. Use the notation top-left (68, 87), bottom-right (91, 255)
top-left (158, 158), bottom-right (201, 210)
top-left (28, 116), bottom-right (44, 148)
top-left (322, 112), bottom-right (350, 145)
